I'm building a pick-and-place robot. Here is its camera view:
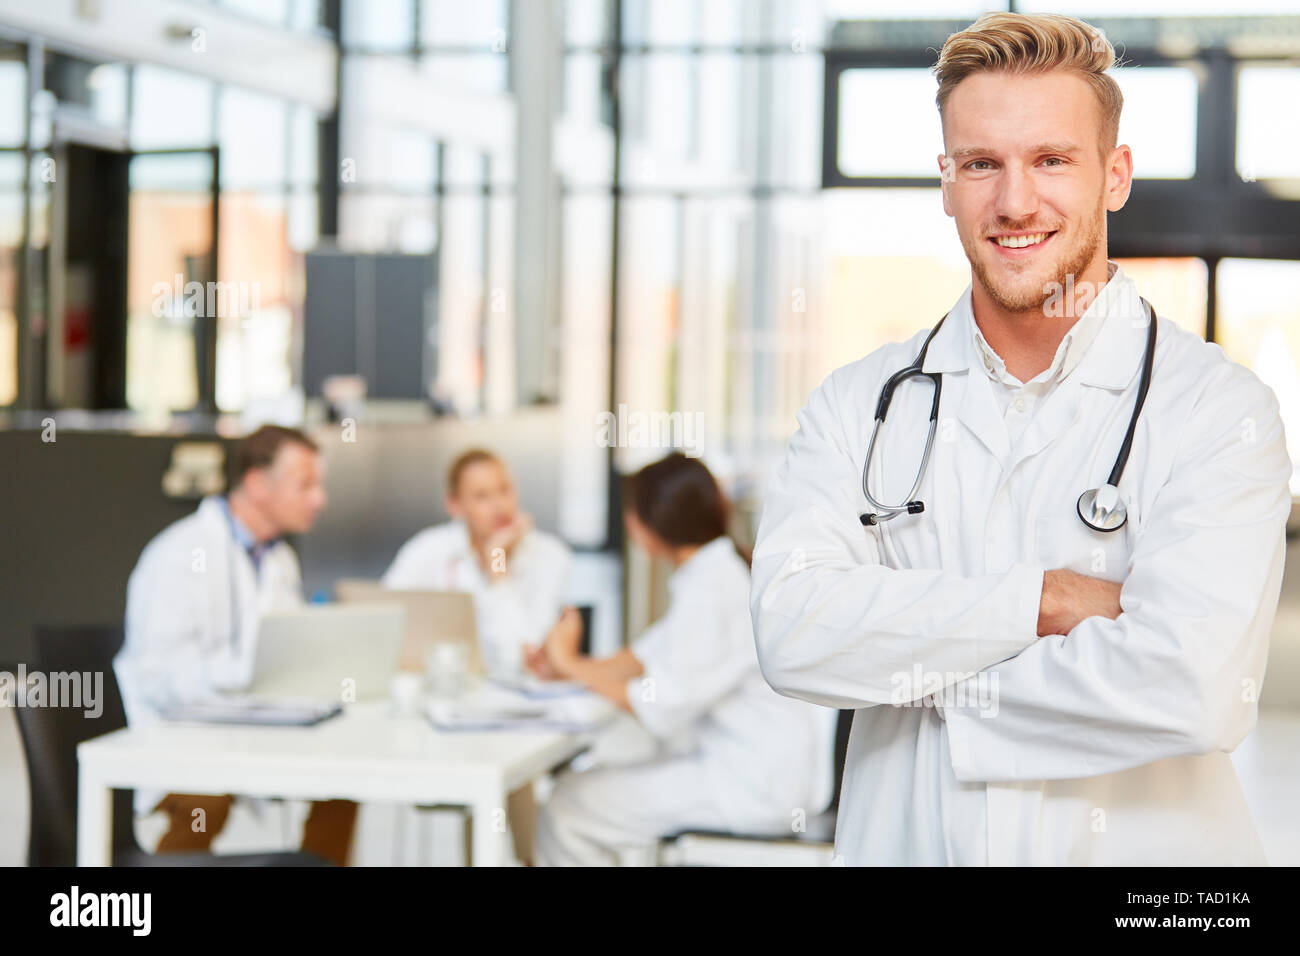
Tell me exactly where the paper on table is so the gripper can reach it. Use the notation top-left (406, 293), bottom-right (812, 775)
top-left (488, 676), bottom-right (589, 699)
top-left (427, 683), bottom-right (613, 732)
top-left (159, 695), bottom-right (342, 726)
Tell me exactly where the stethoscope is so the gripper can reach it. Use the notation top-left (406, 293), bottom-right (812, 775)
top-left (859, 298), bottom-right (1158, 533)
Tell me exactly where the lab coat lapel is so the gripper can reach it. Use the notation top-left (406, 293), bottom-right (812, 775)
top-left (1014, 300), bottom-right (1149, 465)
top-left (951, 370), bottom-right (1012, 464)
top-left (921, 295), bottom-right (1011, 464)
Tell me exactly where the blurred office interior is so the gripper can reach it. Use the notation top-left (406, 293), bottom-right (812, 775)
top-left (1, 0), bottom-right (1299, 865)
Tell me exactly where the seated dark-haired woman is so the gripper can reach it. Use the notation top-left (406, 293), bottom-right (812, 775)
top-left (528, 453), bottom-right (834, 866)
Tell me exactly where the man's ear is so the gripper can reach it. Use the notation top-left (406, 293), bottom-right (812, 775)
top-left (239, 468), bottom-right (266, 499)
top-left (445, 493), bottom-right (461, 519)
top-left (938, 153), bottom-right (955, 217)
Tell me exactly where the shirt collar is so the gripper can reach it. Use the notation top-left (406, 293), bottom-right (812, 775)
top-left (922, 261), bottom-right (1150, 391)
top-left (217, 495), bottom-right (277, 565)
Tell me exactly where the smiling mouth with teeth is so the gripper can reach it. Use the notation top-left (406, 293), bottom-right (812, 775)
top-left (991, 231), bottom-right (1056, 249)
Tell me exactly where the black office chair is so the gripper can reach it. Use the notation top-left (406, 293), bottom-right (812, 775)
top-left (655, 708), bottom-right (855, 866)
top-left (15, 624), bottom-right (330, 866)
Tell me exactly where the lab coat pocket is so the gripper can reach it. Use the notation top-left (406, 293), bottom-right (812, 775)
top-left (1036, 514), bottom-right (1133, 583)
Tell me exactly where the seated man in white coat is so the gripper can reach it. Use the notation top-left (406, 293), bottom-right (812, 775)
top-left (750, 12), bottom-right (1292, 866)
top-left (382, 448), bottom-right (572, 677)
top-left (114, 425), bottom-right (357, 865)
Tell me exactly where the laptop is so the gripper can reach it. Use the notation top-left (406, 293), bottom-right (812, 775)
top-left (334, 579), bottom-right (483, 675)
top-left (247, 603), bottom-right (406, 701)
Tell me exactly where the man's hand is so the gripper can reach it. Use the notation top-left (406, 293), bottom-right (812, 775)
top-left (1038, 569), bottom-right (1123, 637)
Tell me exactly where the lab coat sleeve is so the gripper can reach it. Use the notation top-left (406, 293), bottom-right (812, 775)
top-left (626, 598), bottom-right (753, 740)
top-left (942, 363), bottom-right (1292, 782)
top-left (750, 369), bottom-right (1046, 709)
top-left (120, 545), bottom-right (250, 711)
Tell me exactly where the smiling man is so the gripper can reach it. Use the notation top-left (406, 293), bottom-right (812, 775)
top-left (750, 13), bottom-right (1292, 865)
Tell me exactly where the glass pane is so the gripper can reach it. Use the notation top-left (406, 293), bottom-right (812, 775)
top-left (675, 197), bottom-right (740, 456)
top-left (219, 86), bottom-right (287, 189)
top-left (1215, 258), bottom-right (1300, 494)
top-left (44, 53), bottom-right (127, 129)
top-left (0, 54), bottom-right (25, 151)
top-left (1114, 67), bottom-right (1197, 180)
top-left (288, 105), bottom-right (319, 187)
top-left (837, 69), bottom-right (941, 179)
top-left (559, 193), bottom-right (612, 546)
top-left (1020, 0), bottom-right (1300, 13)
top-left (343, 0), bottom-right (414, 51)
top-left (420, 0), bottom-right (508, 46)
top-left (220, 0), bottom-right (290, 26)
top-left (565, 0), bottom-right (608, 46)
top-left (1237, 66), bottom-right (1300, 182)
top-left (421, 54), bottom-right (509, 94)
top-left (217, 192), bottom-right (295, 413)
top-left (621, 54), bottom-right (701, 185)
top-left (614, 195), bottom-right (679, 471)
top-left (1111, 257), bottom-right (1208, 338)
top-left (435, 145), bottom-right (486, 414)
top-left (821, 188), bottom-right (969, 373)
top-left (126, 153), bottom-right (213, 412)
top-left (131, 67), bottom-right (214, 149)
top-left (338, 192), bottom-right (437, 253)
top-left (625, 0), bottom-right (698, 46)
top-left (287, 188), bottom-right (319, 252)
top-left (562, 51), bottom-right (605, 126)
top-left (0, 151), bottom-right (21, 405)
top-left (825, 0), bottom-right (992, 17)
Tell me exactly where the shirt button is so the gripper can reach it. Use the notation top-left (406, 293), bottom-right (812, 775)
top-left (1014, 398), bottom-right (1027, 412)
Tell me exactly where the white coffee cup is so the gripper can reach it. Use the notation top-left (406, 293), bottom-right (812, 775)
top-left (426, 642), bottom-right (470, 698)
top-left (389, 672), bottom-right (426, 716)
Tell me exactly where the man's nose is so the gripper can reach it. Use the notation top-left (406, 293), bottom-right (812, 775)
top-left (994, 164), bottom-right (1039, 223)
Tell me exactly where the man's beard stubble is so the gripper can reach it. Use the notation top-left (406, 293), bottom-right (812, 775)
top-left (965, 200), bottom-right (1106, 315)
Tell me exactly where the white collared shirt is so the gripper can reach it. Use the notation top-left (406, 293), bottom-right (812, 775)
top-left (971, 261), bottom-right (1131, 445)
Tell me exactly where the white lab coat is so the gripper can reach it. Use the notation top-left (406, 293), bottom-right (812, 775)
top-left (535, 537), bottom-right (836, 866)
top-left (751, 264), bottom-right (1292, 866)
top-left (115, 495), bottom-right (304, 810)
top-left (382, 521), bottom-right (572, 676)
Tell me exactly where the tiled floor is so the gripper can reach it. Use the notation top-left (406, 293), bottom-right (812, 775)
top-left (3, 705), bottom-right (1298, 867)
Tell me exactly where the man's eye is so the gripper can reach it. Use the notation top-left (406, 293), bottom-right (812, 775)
top-left (966, 160), bottom-right (992, 170)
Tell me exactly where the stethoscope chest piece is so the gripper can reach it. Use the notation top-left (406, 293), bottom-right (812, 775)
top-left (1077, 483), bottom-right (1127, 532)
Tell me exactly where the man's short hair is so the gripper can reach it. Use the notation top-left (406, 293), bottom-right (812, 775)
top-left (232, 425), bottom-right (318, 487)
top-left (447, 448), bottom-right (503, 496)
top-left (933, 12), bottom-right (1124, 162)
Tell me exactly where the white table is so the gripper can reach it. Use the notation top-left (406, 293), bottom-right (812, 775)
top-left (76, 702), bottom-right (593, 866)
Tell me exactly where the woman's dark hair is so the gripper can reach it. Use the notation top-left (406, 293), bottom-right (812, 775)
top-left (624, 453), bottom-right (730, 547)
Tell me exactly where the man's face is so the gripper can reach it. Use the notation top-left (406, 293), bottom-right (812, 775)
top-left (447, 460), bottom-right (517, 539)
top-left (939, 70), bottom-right (1131, 314)
top-left (247, 442), bottom-right (328, 535)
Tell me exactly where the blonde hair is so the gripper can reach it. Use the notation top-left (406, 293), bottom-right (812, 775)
top-left (933, 12), bottom-right (1124, 159)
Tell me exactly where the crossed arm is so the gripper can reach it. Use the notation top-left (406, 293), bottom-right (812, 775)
top-left (750, 364), bottom-right (1292, 782)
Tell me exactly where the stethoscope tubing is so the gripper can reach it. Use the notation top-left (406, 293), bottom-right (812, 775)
top-left (860, 299), bottom-right (1157, 528)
